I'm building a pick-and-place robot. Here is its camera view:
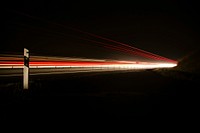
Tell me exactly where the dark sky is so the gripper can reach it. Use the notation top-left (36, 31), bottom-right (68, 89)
top-left (2, 0), bottom-right (200, 61)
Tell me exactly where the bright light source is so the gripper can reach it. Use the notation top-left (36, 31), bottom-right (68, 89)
top-left (156, 63), bottom-right (177, 68)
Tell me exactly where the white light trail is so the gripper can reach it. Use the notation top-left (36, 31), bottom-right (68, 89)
top-left (0, 63), bottom-right (177, 69)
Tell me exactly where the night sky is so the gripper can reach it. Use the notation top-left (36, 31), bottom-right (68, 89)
top-left (2, 0), bottom-right (200, 61)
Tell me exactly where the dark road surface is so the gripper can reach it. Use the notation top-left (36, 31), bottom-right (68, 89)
top-left (0, 70), bottom-right (199, 124)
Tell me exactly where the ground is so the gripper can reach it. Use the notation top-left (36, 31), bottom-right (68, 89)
top-left (0, 70), bottom-right (199, 125)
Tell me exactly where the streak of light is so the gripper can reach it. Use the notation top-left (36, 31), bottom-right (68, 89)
top-left (0, 55), bottom-right (177, 78)
top-left (0, 61), bottom-right (177, 69)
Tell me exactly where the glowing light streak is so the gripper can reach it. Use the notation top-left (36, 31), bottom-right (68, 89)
top-left (0, 61), bottom-right (177, 69)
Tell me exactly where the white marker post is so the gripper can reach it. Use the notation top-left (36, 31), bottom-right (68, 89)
top-left (23, 48), bottom-right (29, 89)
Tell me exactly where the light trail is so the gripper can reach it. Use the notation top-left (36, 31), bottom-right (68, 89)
top-left (0, 55), bottom-right (177, 77)
top-left (0, 57), bottom-right (177, 69)
top-left (64, 36), bottom-right (177, 63)
top-left (48, 23), bottom-right (177, 63)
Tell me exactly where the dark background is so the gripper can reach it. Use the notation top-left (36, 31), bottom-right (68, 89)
top-left (2, 0), bottom-right (200, 60)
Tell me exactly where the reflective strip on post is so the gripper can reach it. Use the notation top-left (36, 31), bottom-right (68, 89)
top-left (23, 48), bottom-right (29, 89)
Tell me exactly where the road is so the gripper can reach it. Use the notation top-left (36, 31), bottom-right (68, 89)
top-left (1, 69), bottom-right (199, 123)
top-left (0, 67), bottom-right (140, 77)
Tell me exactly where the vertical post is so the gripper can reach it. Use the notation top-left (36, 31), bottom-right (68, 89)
top-left (23, 48), bottom-right (29, 89)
